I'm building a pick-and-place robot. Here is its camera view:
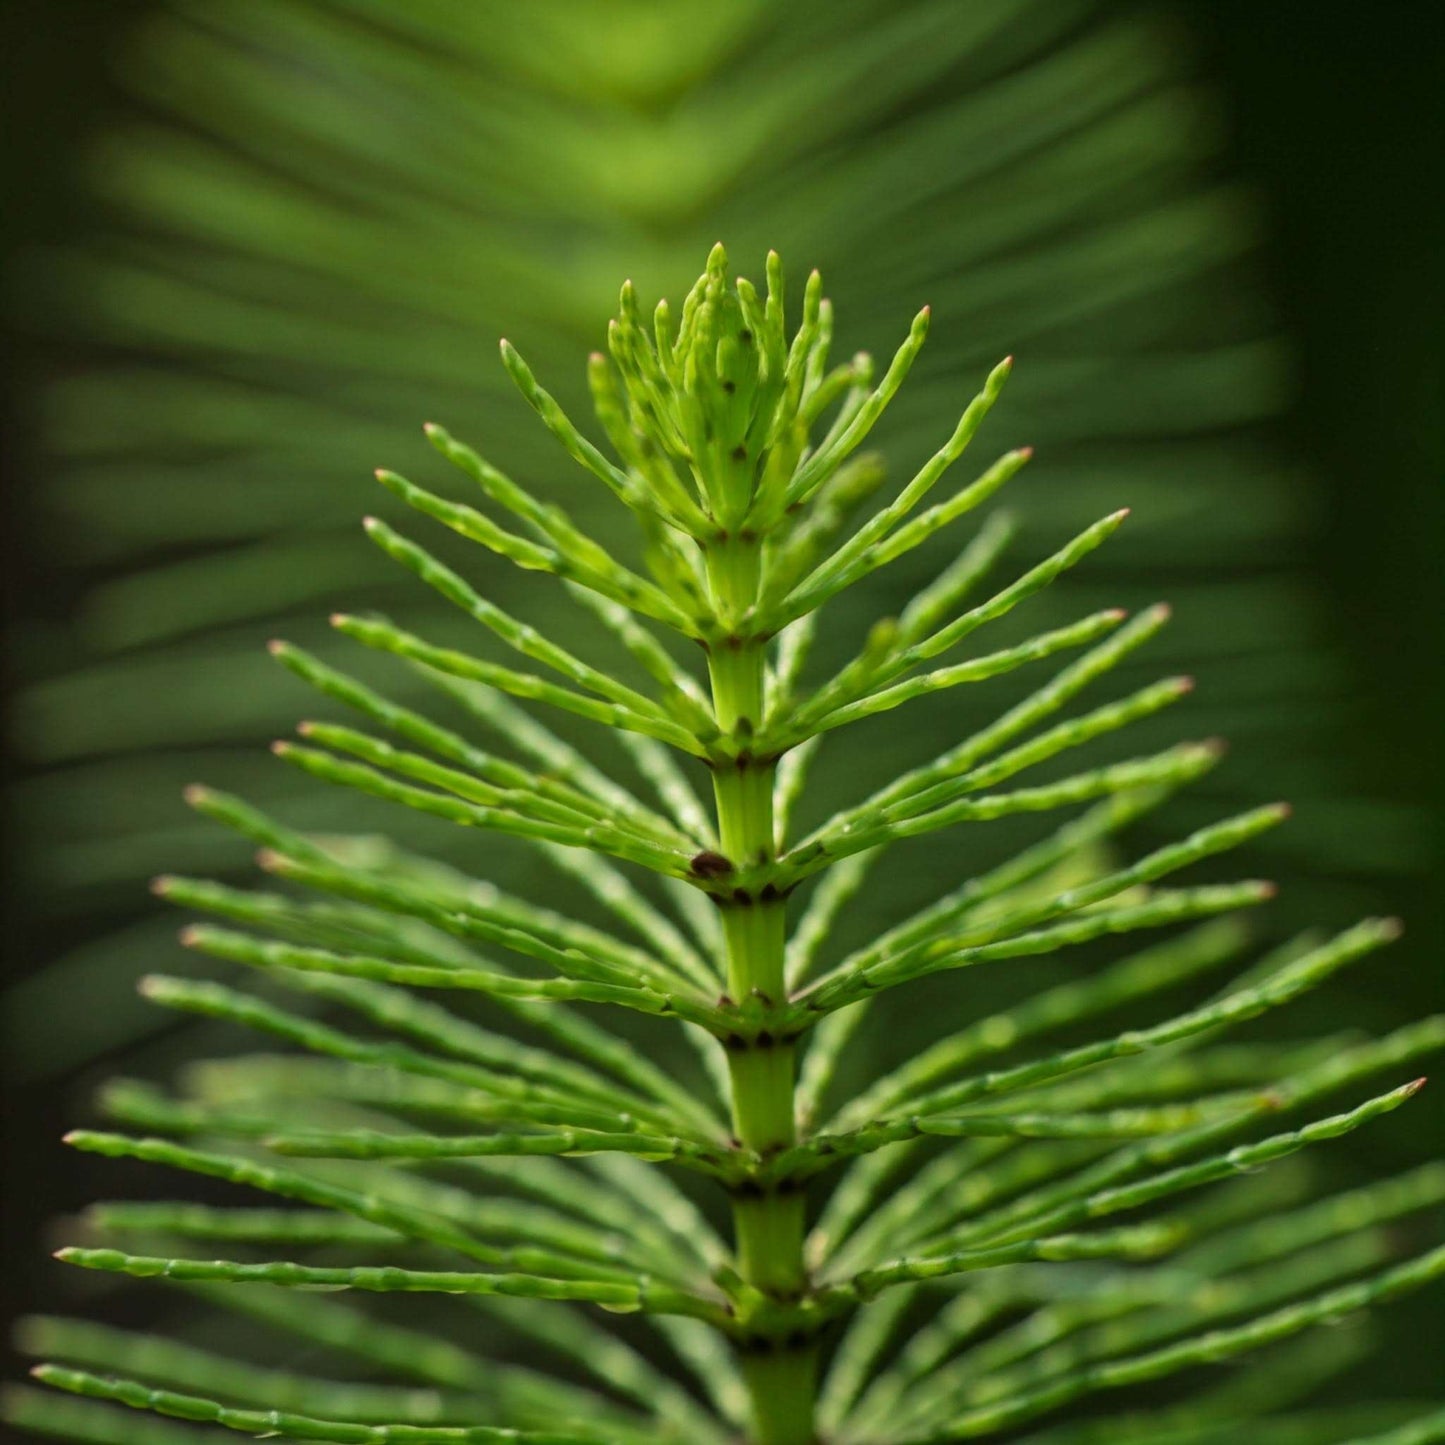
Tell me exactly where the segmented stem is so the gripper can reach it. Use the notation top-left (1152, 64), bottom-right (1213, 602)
top-left (707, 540), bottom-right (816, 1441)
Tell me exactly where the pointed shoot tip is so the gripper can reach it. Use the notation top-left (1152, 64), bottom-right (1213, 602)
top-left (181, 783), bottom-right (209, 807)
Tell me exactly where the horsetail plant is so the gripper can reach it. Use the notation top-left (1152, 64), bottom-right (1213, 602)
top-left (17, 248), bottom-right (1443, 1445)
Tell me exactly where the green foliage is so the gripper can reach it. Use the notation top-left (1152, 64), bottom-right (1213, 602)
top-left (16, 0), bottom-right (1422, 1092)
top-left (13, 251), bottom-right (1442, 1444)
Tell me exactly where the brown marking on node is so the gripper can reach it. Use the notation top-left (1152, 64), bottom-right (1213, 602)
top-left (689, 850), bottom-right (734, 880)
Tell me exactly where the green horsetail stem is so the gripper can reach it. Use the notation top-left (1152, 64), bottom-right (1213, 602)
top-left (29, 1366), bottom-right (615, 1444)
top-left (32, 250), bottom-right (1439, 1445)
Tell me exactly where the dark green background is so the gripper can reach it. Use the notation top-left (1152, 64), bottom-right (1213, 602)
top-left (2, 0), bottom-right (1440, 1421)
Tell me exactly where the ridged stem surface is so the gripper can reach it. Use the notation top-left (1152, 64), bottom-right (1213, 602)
top-left (708, 544), bottom-right (816, 1442)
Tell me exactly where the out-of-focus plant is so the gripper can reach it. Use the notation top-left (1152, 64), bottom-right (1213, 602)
top-left (12, 0), bottom-right (1417, 1083)
top-left (10, 250), bottom-right (1442, 1445)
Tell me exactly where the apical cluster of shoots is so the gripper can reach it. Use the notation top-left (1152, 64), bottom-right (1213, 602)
top-left (18, 247), bottom-right (1443, 1445)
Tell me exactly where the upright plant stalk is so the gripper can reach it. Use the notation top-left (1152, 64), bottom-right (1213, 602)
top-left (14, 248), bottom-right (1442, 1445)
top-left (710, 624), bottom-right (814, 1436)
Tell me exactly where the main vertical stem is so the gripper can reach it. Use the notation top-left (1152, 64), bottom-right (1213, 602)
top-left (706, 548), bottom-right (818, 1443)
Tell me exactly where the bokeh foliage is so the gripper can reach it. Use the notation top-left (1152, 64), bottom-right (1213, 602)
top-left (2, 0), bottom-right (1438, 1432)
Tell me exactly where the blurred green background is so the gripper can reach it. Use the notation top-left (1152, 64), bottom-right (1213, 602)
top-left (1, 0), bottom-right (1439, 1424)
